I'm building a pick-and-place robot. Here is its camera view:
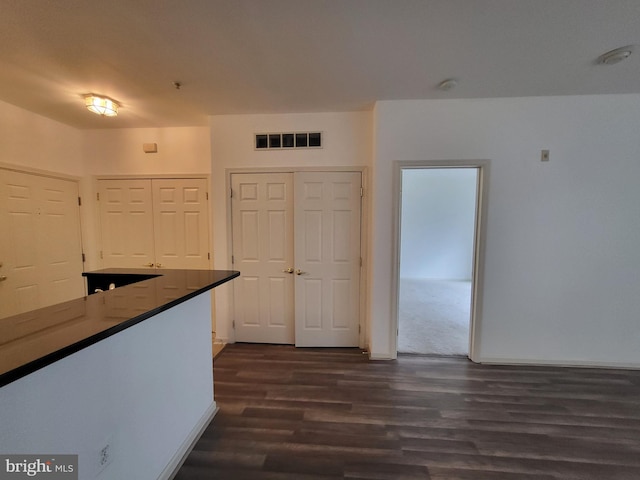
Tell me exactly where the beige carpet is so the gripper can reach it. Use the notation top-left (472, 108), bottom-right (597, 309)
top-left (397, 278), bottom-right (471, 355)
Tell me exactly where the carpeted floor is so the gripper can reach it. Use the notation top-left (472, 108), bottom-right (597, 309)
top-left (397, 278), bottom-right (471, 355)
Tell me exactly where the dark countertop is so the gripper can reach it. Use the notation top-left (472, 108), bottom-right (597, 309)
top-left (0, 268), bottom-right (239, 387)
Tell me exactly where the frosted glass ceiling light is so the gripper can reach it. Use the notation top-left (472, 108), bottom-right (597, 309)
top-left (85, 94), bottom-right (119, 116)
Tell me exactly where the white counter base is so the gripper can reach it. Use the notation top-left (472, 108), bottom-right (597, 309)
top-left (0, 293), bottom-right (215, 480)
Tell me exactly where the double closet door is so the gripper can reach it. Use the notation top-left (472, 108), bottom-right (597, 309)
top-left (0, 169), bottom-right (84, 318)
top-left (98, 178), bottom-right (210, 269)
top-left (231, 171), bottom-right (362, 347)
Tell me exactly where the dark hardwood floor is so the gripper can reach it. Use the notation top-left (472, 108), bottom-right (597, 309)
top-left (175, 344), bottom-right (640, 480)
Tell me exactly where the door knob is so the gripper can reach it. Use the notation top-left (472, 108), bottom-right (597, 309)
top-left (295, 269), bottom-right (305, 276)
top-left (282, 267), bottom-right (294, 274)
top-left (156, 263), bottom-right (163, 268)
top-left (0, 275), bottom-right (7, 282)
top-left (145, 263), bottom-right (155, 267)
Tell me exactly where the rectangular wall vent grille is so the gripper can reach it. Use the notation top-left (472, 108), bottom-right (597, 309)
top-left (255, 132), bottom-right (322, 150)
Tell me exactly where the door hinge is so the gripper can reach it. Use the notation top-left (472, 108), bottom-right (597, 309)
top-left (230, 188), bottom-right (233, 198)
top-left (232, 320), bottom-right (236, 329)
top-left (360, 187), bottom-right (364, 197)
top-left (358, 325), bottom-right (361, 334)
top-left (231, 255), bottom-right (235, 264)
top-left (206, 192), bottom-right (209, 200)
top-left (100, 250), bottom-right (103, 259)
top-left (96, 192), bottom-right (100, 201)
top-left (208, 252), bottom-right (211, 260)
top-left (82, 253), bottom-right (86, 262)
top-left (78, 196), bottom-right (82, 206)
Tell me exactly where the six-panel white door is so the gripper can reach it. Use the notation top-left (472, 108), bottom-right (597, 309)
top-left (98, 179), bottom-right (156, 268)
top-left (152, 179), bottom-right (210, 269)
top-left (294, 172), bottom-right (362, 347)
top-left (0, 169), bottom-right (84, 318)
top-left (231, 173), bottom-right (295, 344)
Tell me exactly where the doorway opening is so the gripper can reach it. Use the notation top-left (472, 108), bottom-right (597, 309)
top-left (397, 166), bottom-right (481, 357)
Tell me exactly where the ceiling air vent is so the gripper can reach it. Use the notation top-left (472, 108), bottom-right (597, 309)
top-left (255, 132), bottom-right (322, 150)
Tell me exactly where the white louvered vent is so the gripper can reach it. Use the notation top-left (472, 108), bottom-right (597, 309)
top-left (255, 132), bottom-right (322, 150)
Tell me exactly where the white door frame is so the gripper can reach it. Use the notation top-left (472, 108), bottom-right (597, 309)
top-left (226, 166), bottom-right (369, 348)
top-left (391, 160), bottom-right (490, 362)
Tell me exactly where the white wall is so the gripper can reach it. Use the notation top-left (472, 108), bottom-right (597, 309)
top-left (0, 293), bottom-right (215, 480)
top-left (372, 95), bottom-right (640, 367)
top-left (0, 103), bottom-right (212, 271)
top-left (80, 127), bottom-right (212, 271)
top-left (6, 94), bottom-right (639, 368)
top-left (209, 111), bottom-right (373, 343)
top-left (82, 127), bottom-right (211, 176)
top-left (0, 99), bottom-right (83, 176)
top-left (400, 168), bottom-right (477, 279)
top-left (0, 100), bottom-right (91, 293)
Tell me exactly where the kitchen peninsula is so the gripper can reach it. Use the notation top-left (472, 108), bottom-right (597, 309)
top-left (0, 268), bottom-right (239, 480)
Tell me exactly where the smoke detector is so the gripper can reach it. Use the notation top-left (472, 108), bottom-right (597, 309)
top-left (438, 78), bottom-right (458, 91)
top-left (598, 46), bottom-right (634, 65)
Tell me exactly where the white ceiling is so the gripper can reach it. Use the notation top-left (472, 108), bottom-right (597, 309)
top-left (1, 0), bottom-right (639, 129)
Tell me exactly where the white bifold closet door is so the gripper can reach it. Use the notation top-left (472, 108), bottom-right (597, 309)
top-left (231, 171), bottom-right (361, 347)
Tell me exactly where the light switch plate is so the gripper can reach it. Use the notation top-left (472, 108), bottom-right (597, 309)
top-left (541, 149), bottom-right (550, 162)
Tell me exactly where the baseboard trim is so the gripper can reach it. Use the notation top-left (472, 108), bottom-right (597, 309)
top-left (158, 402), bottom-right (218, 480)
top-left (212, 342), bottom-right (226, 359)
top-left (368, 352), bottom-right (394, 361)
top-left (477, 357), bottom-right (640, 370)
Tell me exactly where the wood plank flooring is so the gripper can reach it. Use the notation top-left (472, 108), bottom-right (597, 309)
top-left (174, 344), bottom-right (640, 480)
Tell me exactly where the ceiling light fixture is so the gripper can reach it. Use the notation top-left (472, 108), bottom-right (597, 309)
top-left (84, 94), bottom-right (119, 116)
top-left (597, 46), bottom-right (634, 65)
top-left (438, 78), bottom-right (458, 91)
